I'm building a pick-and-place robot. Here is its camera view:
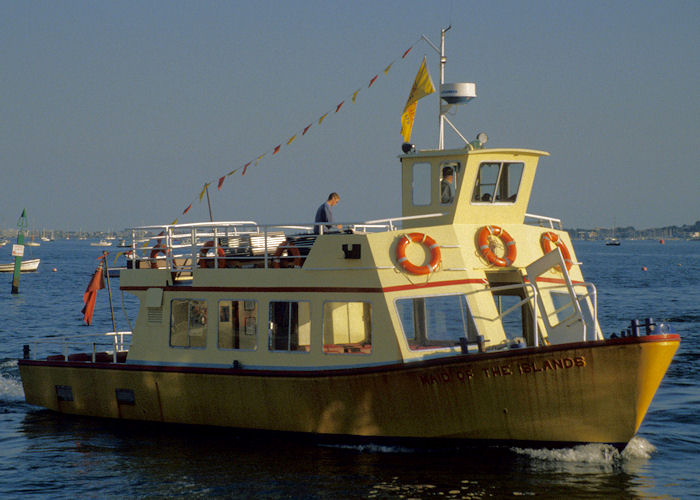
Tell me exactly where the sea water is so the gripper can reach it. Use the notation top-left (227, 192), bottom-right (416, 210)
top-left (0, 239), bottom-right (698, 498)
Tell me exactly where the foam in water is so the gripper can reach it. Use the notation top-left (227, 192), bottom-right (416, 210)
top-left (511, 436), bottom-right (656, 464)
top-left (0, 360), bottom-right (25, 401)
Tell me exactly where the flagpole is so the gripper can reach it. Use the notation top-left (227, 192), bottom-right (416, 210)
top-left (205, 185), bottom-right (214, 222)
top-left (421, 26), bottom-right (450, 149)
top-left (102, 251), bottom-right (117, 333)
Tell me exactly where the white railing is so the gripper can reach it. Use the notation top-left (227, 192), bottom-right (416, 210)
top-left (26, 331), bottom-right (132, 362)
top-left (525, 213), bottom-right (563, 230)
top-left (126, 214), bottom-right (446, 272)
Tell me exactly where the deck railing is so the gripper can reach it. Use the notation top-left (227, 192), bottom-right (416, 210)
top-left (24, 331), bottom-right (132, 362)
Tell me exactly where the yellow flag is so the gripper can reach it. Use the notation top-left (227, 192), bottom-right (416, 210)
top-left (400, 57), bottom-right (435, 142)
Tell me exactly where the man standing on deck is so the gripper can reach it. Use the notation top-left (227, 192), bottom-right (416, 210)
top-left (314, 192), bottom-right (340, 234)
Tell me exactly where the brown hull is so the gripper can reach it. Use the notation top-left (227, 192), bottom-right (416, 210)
top-left (19, 335), bottom-right (679, 446)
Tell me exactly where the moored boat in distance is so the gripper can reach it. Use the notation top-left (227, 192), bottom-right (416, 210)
top-left (90, 239), bottom-right (113, 247)
top-left (18, 29), bottom-right (679, 449)
top-left (0, 258), bottom-right (40, 272)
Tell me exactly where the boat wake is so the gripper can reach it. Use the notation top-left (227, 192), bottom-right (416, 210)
top-left (0, 359), bottom-right (25, 402)
top-left (512, 436), bottom-right (656, 464)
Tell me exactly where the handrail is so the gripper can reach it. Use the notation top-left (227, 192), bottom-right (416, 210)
top-left (27, 331), bottom-right (132, 361)
top-left (525, 213), bottom-right (563, 230)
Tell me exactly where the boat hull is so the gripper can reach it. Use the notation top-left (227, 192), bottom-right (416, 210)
top-left (19, 334), bottom-right (679, 446)
top-left (0, 258), bottom-right (40, 272)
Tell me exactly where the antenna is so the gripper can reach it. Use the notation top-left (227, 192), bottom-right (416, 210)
top-left (422, 27), bottom-right (477, 149)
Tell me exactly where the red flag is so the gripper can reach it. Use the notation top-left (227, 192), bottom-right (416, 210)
top-left (242, 161), bottom-right (252, 176)
top-left (273, 144), bottom-right (281, 155)
top-left (302, 124), bottom-right (312, 135)
top-left (81, 262), bottom-right (105, 325)
top-left (183, 203), bottom-right (192, 214)
top-left (217, 176), bottom-right (225, 190)
top-left (335, 101), bottom-right (344, 113)
top-left (368, 75), bottom-right (378, 87)
top-left (402, 47), bottom-right (412, 59)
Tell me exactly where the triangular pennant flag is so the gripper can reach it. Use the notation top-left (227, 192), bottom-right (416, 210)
top-left (217, 176), bottom-right (226, 190)
top-left (335, 101), bottom-right (344, 113)
top-left (402, 46), bottom-right (412, 59)
top-left (170, 218), bottom-right (178, 225)
top-left (242, 161), bottom-right (252, 176)
top-left (318, 113), bottom-right (328, 125)
top-left (302, 124), bottom-right (312, 135)
top-left (352, 88), bottom-right (360, 103)
top-left (199, 183), bottom-right (210, 202)
top-left (368, 75), bottom-right (378, 87)
top-left (81, 261), bottom-right (105, 326)
top-left (287, 134), bottom-right (297, 145)
top-left (384, 62), bottom-right (393, 75)
top-left (227, 167), bottom-right (240, 177)
top-left (255, 153), bottom-right (265, 166)
top-left (183, 203), bottom-right (192, 214)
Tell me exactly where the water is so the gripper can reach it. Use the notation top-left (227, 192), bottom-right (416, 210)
top-left (1, 239), bottom-right (698, 498)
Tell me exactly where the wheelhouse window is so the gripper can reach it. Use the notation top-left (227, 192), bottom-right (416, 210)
top-left (323, 301), bottom-right (372, 354)
top-left (170, 299), bottom-right (207, 348)
top-left (412, 162), bottom-right (431, 206)
top-left (472, 162), bottom-right (524, 203)
top-left (268, 301), bottom-right (311, 352)
top-left (440, 161), bottom-right (460, 205)
top-left (218, 300), bottom-right (257, 350)
top-left (396, 295), bottom-right (478, 350)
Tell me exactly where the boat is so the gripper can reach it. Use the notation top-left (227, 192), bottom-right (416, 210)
top-left (18, 30), bottom-right (679, 449)
top-left (605, 237), bottom-right (620, 246)
top-left (0, 258), bottom-right (40, 272)
top-left (90, 239), bottom-right (113, 247)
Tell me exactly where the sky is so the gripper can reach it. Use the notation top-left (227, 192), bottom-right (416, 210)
top-left (1, 1), bottom-right (698, 232)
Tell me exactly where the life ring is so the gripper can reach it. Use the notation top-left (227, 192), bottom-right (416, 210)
top-left (199, 240), bottom-right (226, 268)
top-left (395, 233), bottom-right (441, 275)
top-left (149, 242), bottom-right (166, 269)
top-left (540, 231), bottom-right (573, 271)
top-left (272, 240), bottom-right (302, 268)
top-left (477, 225), bottom-right (517, 267)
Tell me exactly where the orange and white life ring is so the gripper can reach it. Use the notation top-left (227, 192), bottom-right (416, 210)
top-left (272, 240), bottom-right (302, 268)
top-left (540, 231), bottom-right (573, 271)
top-left (199, 240), bottom-right (226, 268)
top-left (477, 225), bottom-right (517, 267)
top-left (395, 232), bottom-right (441, 275)
top-left (149, 242), bottom-right (166, 269)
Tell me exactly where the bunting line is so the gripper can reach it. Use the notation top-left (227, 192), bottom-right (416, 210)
top-left (178, 36), bottom-right (424, 220)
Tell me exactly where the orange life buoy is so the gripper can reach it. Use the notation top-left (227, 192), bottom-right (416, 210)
top-left (540, 231), bottom-right (573, 271)
top-left (272, 240), bottom-right (302, 268)
top-left (199, 240), bottom-right (226, 268)
top-left (395, 232), bottom-right (441, 275)
top-left (477, 225), bottom-right (517, 267)
top-left (149, 242), bottom-right (166, 269)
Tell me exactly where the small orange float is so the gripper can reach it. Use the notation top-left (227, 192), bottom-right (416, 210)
top-left (272, 240), bottom-right (302, 268)
top-left (199, 240), bottom-right (226, 268)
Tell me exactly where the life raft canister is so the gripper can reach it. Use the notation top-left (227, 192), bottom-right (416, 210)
top-left (149, 241), bottom-right (166, 269)
top-left (199, 240), bottom-right (226, 268)
top-left (477, 225), bottom-right (517, 267)
top-left (540, 231), bottom-right (573, 271)
top-left (395, 232), bottom-right (441, 275)
top-left (272, 240), bottom-right (302, 268)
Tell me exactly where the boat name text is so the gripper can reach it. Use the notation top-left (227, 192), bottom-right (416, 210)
top-left (419, 356), bottom-right (587, 386)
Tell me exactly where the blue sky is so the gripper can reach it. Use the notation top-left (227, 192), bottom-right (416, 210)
top-left (1, 1), bottom-right (698, 232)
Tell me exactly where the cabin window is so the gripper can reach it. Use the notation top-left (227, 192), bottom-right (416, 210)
top-left (170, 299), bottom-right (207, 348)
top-left (472, 162), bottom-right (524, 203)
top-left (268, 301), bottom-right (311, 352)
top-left (440, 161), bottom-right (460, 205)
top-left (396, 294), bottom-right (478, 350)
top-left (323, 301), bottom-right (372, 354)
top-left (412, 162), bottom-right (431, 206)
top-left (218, 300), bottom-right (257, 350)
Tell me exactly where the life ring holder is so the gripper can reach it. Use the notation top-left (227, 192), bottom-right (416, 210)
top-left (272, 240), bottom-right (302, 268)
top-left (477, 225), bottom-right (517, 267)
top-left (540, 231), bottom-right (573, 272)
top-left (395, 232), bottom-right (441, 275)
top-left (199, 240), bottom-right (226, 268)
top-left (149, 241), bottom-right (166, 269)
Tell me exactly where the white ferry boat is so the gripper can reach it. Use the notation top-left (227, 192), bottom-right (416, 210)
top-left (19, 30), bottom-right (679, 448)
